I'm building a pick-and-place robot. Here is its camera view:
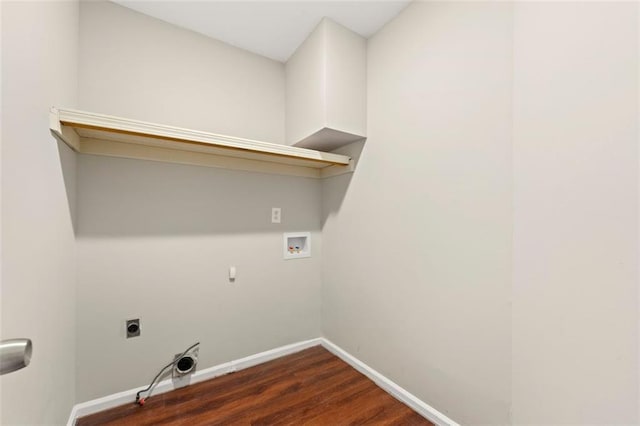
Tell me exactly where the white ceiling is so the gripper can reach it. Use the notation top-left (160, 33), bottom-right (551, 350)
top-left (111, 1), bottom-right (411, 62)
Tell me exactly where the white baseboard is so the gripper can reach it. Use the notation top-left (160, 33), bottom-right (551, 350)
top-left (67, 337), bottom-right (458, 426)
top-left (67, 338), bottom-right (321, 425)
top-left (320, 339), bottom-right (459, 426)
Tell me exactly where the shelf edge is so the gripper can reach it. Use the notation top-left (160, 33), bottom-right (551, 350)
top-left (50, 107), bottom-right (355, 178)
top-left (52, 107), bottom-right (351, 166)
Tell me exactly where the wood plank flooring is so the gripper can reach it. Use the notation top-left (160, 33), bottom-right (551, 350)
top-left (76, 346), bottom-right (433, 426)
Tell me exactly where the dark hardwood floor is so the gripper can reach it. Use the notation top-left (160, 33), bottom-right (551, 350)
top-left (76, 346), bottom-right (433, 426)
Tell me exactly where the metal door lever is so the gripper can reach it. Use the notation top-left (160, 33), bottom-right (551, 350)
top-left (0, 339), bottom-right (32, 375)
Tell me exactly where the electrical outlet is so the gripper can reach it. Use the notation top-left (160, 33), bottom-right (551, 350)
top-left (271, 207), bottom-right (281, 224)
top-left (126, 319), bottom-right (140, 338)
top-left (173, 347), bottom-right (199, 378)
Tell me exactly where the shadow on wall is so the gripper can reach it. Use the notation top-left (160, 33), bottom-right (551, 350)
top-left (57, 139), bottom-right (78, 234)
top-left (321, 139), bottom-right (366, 227)
top-left (57, 137), bottom-right (365, 237)
top-left (67, 154), bottom-right (323, 237)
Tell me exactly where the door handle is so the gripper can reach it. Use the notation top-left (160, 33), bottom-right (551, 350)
top-left (0, 339), bottom-right (32, 375)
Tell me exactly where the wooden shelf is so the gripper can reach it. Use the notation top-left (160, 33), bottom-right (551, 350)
top-left (49, 108), bottom-right (353, 178)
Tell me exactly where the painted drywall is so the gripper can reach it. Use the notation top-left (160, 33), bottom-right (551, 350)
top-left (76, 157), bottom-right (322, 401)
top-left (322, 1), bottom-right (639, 424)
top-left (323, 19), bottom-right (366, 140)
top-left (79, 1), bottom-right (285, 144)
top-left (511, 2), bottom-right (638, 422)
top-left (0, 1), bottom-right (79, 424)
top-left (285, 19), bottom-right (327, 146)
top-left (75, 1), bottom-right (321, 402)
top-left (1, 3), bottom-right (3, 421)
top-left (322, 2), bottom-right (513, 423)
top-left (285, 18), bottom-right (366, 147)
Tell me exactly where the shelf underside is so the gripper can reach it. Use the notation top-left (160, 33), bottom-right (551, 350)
top-left (50, 108), bottom-right (353, 178)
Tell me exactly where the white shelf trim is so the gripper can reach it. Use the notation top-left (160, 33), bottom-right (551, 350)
top-left (50, 107), bottom-right (353, 178)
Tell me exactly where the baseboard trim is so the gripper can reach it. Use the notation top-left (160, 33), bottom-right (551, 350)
top-left (66, 338), bottom-right (321, 425)
top-left (320, 339), bottom-right (459, 426)
top-left (67, 337), bottom-right (458, 426)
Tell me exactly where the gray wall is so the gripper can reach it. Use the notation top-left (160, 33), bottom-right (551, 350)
top-left (322, 2), bottom-right (513, 423)
top-left (322, 1), bottom-right (639, 424)
top-left (79, 1), bottom-right (285, 144)
top-left (76, 156), bottom-right (322, 401)
top-left (75, 1), bottom-right (321, 402)
top-left (1, 1), bottom-right (79, 424)
top-left (511, 2), bottom-right (638, 422)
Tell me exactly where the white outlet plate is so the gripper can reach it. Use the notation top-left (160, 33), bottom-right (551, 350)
top-left (271, 207), bottom-right (281, 223)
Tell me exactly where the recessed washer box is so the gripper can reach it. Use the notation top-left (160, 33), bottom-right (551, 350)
top-left (283, 232), bottom-right (311, 260)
